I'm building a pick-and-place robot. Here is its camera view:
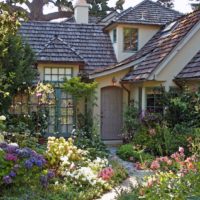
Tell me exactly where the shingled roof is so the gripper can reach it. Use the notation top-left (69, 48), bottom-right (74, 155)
top-left (176, 50), bottom-right (200, 80)
top-left (122, 10), bottom-right (200, 82)
top-left (37, 36), bottom-right (84, 63)
top-left (105, 0), bottom-right (182, 28)
top-left (19, 21), bottom-right (117, 73)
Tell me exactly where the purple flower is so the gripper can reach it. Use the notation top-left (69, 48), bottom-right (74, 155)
top-left (40, 175), bottom-right (48, 188)
top-left (35, 159), bottom-right (43, 167)
top-left (0, 143), bottom-right (8, 149)
top-left (3, 176), bottom-right (12, 184)
top-left (5, 153), bottom-right (18, 162)
top-left (9, 171), bottom-right (16, 178)
top-left (6, 145), bottom-right (19, 154)
top-left (24, 160), bottom-right (33, 169)
top-left (47, 170), bottom-right (55, 179)
top-left (16, 148), bottom-right (32, 158)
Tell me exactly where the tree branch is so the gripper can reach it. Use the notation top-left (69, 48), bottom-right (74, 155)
top-left (6, 4), bottom-right (30, 16)
top-left (43, 10), bottom-right (73, 20)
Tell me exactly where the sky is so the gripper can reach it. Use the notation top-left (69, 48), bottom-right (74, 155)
top-left (43, 0), bottom-right (193, 15)
top-left (108, 0), bottom-right (193, 13)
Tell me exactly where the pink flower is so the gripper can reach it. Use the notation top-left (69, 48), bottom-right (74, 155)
top-left (179, 147), bottom-right (184, 154)
top-left (150, 161), bottom-right (160, 170)
top-left (99, 167), bottom-right (114, 181)
top-left (36, 92), bottom-right (42, 97)
top-left (160, 156), bottom-right (169, 163)
top-left (5, 153), bottom-right (18, 162)
top-left (147, 178), bottom-right (154, 188)
top-left (167, 160), bottom-right (173, 166)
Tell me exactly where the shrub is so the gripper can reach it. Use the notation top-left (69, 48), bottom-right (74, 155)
top-left (117, 144), bottom-right (154, 163)
top-left (133, 125), bottom-right (191, 156)
top-left (122, 103), bottom-right (141, 143)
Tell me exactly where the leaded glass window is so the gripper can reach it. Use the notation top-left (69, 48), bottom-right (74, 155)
top-left (44, 67), bottom-right (72, 82)
top-left (123, 28), bottom-right (138, 51)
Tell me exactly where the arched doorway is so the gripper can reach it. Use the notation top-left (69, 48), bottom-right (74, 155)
top-left (101, 86), bottom-right (123, 140)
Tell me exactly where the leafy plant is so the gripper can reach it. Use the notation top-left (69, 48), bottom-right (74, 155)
top-left (117, 144), bottom-right (154, 163)
top-left (62, 77), bottom-right (97, 133)
top-left (122, 103), bottom-right (141, 143)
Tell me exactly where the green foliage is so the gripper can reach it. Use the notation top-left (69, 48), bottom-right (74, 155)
top-left (74, 124), bottom-right (109, 159)
top-left (0, 35), bottom-right (37, 113)
top-left (63, 77), bottom-right (97, 101)
top-left (109, 160), bottom-right (128, 185)
top-left (133, 125), bottom-right (192, 156)
top-left (117, 143), bottom-right (154, 163)
top-left (122, 103), bottom-right (141, 142)
top-left (163, 87), bottom-right (200, 128)
top-left (63, 77), bottom-right (97, 134)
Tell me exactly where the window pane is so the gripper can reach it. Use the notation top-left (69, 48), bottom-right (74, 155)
top-left (124, 28), bottom-right (138, 51)
top-left (65, 68), bottom-right (72, 75)
top-left (52, 68), bottom-right (58, 74)
top-left (59, 68), bottom-right (65, 74)
top-left (45, 68), bottom-right (51, 74)
top-left (52, 75), bottom-right (58, 81)
top-left (65, 75), bottom-right (71, 80)
top-left (45, 75), bottom-right (51, 81)
top-left (113, 29), bottom-right (117, 43)
top-left (59, 75), bottom-right (65, 82)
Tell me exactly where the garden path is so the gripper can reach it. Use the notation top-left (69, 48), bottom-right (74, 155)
top-left (96, 147), bottom-right (152, 200)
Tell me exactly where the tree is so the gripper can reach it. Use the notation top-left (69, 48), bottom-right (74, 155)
top-left (0, 2), bottom-right (37, 113)
top-left (190, 0), bottom-right (200, 10)
top-left (4, 0), bottom-right (124, 21)
top-left (157, 0), bottom-right (174, 8)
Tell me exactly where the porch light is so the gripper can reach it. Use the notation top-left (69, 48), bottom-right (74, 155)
top-left (112, 77), bottom-right (117, 86)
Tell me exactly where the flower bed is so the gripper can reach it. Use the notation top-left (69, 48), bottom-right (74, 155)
top-left (0, 137), bottom-right (127, 200)
top-left (117, 147), bottom-right (200, 200)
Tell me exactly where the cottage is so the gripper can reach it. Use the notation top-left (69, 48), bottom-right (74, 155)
top-left (18, 0), bottom-right (200, 141)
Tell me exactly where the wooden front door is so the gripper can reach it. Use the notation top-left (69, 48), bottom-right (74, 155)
top-left (101, 87), bottom-right (123, 140)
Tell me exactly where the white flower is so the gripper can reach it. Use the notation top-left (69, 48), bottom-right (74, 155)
top-left (9, 143), bottom-right (19, 147)
top-left (0, 115), bottom-right (6, 121)
top-left (55, 181), bottom-right (59, 185)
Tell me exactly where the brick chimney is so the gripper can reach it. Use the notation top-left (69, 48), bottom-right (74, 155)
top-left (74, 0), bottom-right (90, 24)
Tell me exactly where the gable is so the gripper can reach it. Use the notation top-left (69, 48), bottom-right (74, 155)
top-left (104, 0), bottom-right (182, 30)
top-left (122, 10), bottom-right (200, 82)
top-left (19, 21), bottom-right (117, 73)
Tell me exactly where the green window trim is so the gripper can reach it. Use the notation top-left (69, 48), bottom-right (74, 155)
top-left (113, 29), bottom-right (117, 43)
top-left (123, 28), bottom-right (138, 52)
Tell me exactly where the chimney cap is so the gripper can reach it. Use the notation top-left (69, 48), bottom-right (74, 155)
top-left (74, 0), bottom-right (88, 6)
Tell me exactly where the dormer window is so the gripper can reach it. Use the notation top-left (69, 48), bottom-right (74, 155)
top-left (113, 29), bottom-right (117, 43)
top-left (123, 28), bottom-right (138, 52)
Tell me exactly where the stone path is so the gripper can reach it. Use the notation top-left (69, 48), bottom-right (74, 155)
top-left (96, 147), bottom-right (152, 200)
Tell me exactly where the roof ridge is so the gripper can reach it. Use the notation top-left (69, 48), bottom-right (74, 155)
top-left (146, 0), bottom-right (183, 15)
top-left (37, 36), bottom-right (84, 62)
top-left (114, 7), bottom-right (133, 21)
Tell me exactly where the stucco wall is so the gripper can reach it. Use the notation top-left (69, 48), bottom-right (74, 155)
top-left (109, 24), bottom-right (160, 62)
